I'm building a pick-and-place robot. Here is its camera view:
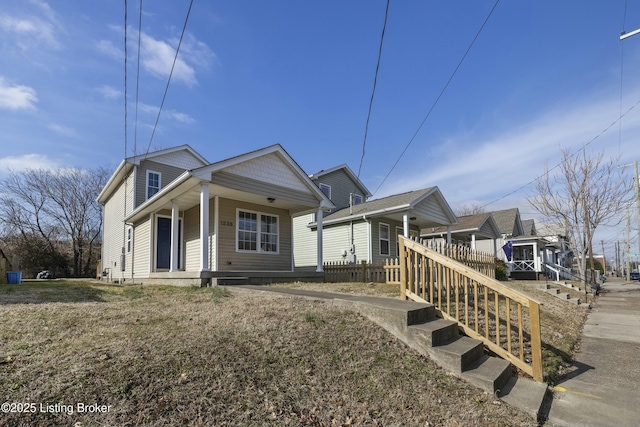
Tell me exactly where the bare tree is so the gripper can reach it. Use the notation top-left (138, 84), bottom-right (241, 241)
top-left (455, 203), bottom-right (486, 217)
top-left (528, 148), bottom-right (632, 285)
top-left (0, 166), bottom-right (109, 277)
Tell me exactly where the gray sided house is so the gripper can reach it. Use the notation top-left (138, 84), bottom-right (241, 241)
top-left (293, 165), bottom-right (457, 268)
top-left (475, 208), bottom-right (525, 262)
top-left (420, 212), bottom-right (502, 256)
top-left (98, 144), bottom-right (333, 286)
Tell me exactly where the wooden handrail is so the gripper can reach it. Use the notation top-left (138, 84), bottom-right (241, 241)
top-left (399, 235), bottom-right (544, 382)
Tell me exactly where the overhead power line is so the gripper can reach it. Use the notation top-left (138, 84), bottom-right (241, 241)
top-left (358, 0), bottom-right (390, 179)
top-left (134, 0), bottom-right (143, 157)
top-left (124, 0), bottom-right (128, 160)
top-left (143, 0), bottom-right (195, 157)
top-left (480, 97), bottom-right (640, 209)
top-left (372, 0), bottom-right (501, 196)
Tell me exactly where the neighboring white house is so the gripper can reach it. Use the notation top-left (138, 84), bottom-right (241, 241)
top-left (293, 165), bottom-right (458, 269)
top-left (98, 144), bottom-right (334, 286)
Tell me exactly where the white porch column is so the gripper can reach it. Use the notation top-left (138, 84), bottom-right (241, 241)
top-left (533, 241), bottom-right (539, 271)
top-left (213, 195), bottom-right (219, 271)
top-left (200, 183), bottom-right (210, 272)
top-left (446, 226), bottom-right (452, 245)
top-left (170, 201), bottom-right (179, 272)
top-left (403, 213), bottom-right (409, 238)
top-left (316, 208), bottom-right (324, 272)
top-left (471, 234), bottom-right (476, 250)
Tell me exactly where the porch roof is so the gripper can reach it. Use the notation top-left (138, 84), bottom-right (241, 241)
top-left (312, 186), bottom-right (458, 229)
top-left (420, 212), bottom-right (501, 241)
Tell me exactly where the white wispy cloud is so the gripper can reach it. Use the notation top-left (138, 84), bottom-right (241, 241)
top-left (137, 102), bottom-right (195, 124)
top-left (140, 32), bottom-right (197, 86)
top-left (96, 39), bottom-right (122, 61)
top-left (0, 1), bottom-right (60, 50)
top-left (0, 154), bottom-right (60, 171)
top-left (47, 123), bottom-right (77, 138)
top-left (0, 76), bottom-right (38, 111)
top-left (98, 85), bottom-right (122, 100)
top-left (376, 93), bottom-right (640, 210)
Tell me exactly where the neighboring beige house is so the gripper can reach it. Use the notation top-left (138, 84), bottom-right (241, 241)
top-left (98, 144), bottom-right (334, 286)
top-left (293, 165), bottom-right (458, 268)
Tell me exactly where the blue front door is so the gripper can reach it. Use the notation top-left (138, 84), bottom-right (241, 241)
top-left (157, 217), bottom-right (181, 270)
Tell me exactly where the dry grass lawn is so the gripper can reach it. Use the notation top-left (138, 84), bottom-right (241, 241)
top-left (0, 280), bottom-right (537, 426)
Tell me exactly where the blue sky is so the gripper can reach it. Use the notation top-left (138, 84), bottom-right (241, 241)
top-left (1, 0), bottom-right (639, 261)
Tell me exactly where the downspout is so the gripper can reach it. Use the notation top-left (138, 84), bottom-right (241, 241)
top-left (363, 215), bottom-right (372, 263)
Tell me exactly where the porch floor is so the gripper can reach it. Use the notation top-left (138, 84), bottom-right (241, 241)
top-left (142, 270), bottom-right (324, 286)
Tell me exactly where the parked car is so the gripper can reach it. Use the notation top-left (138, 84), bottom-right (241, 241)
top-left (36, 270), bottom-right (54, 279)
top-left (631, 270), bottom-right (640, 281)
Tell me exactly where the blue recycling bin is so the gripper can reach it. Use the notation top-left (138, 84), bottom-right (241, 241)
top-left (6, 271), bottom-right (22, 284)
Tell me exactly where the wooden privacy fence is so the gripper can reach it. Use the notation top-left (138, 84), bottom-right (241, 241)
top-left (399, 235), bottom-right (544, 382)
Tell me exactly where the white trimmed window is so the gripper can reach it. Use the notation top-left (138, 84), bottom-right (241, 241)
top-left (379, 223), bottom-right (390, 256)
top-left (127, 227), bottom-right (132, 253)
top-left (146, 170), bottom-right (161, 199)
top-left (237, 210), bottom-right (279, 253)
top-left (352, 193), bottom-right (363, 205)
top-left (319, 183), bottom-right (331, 199)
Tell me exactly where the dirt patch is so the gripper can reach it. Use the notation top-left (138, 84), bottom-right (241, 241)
top-left (0, 281), bottom-right (536, 426)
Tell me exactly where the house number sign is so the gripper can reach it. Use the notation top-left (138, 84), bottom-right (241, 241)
top-left (220, 220), bottom-right (233, 227)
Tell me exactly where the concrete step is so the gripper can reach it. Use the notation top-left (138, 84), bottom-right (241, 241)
top-left (462, 354), bottom-right (512, 393)
top-left (408, 318), bottom-right (459, 347)
top-left (546, 288), bottom-right (560, 295)
top-left (499, 376), bottom-right (549, 421)
top-left (569, 297), bottom-right (581, 305)
top-left (558, 293), bottom-right (570, 300)
top-left (432, 335), bottom-right (484, 373)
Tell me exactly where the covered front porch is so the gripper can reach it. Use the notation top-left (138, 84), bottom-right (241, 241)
top-left (509, 237), bottom-right (549, 280)
top-left (123, 145), bottom-right (334, 286)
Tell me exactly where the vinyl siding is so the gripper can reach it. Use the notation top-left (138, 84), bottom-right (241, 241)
top-left (101, 174), bottom-right (134, 280)
top-left (133, 218), bottom-right (151, 278)
top-left (183, 205), bottom-right (201, 272)
top-left (412, 195), bottom-right (452, 226)
top-left (217, 198), bottom-right (292, 271)
top-left (370, 218), bottom-right (419, 264)
top-left (135, 160), bottom-right (188, 208)
top-left (314, 169), bottom-right (365, 212)
top-left (292, 214), bottom-right (317, 268)
top-left (293, 219), bottom-right (371, 267)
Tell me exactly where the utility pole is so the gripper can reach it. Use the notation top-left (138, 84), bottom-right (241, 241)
top-left (635, 160), bottom-right (640, 254)
top-left (601, 240), bottom-right (606, 274)
top-left (626, 206), bottom-right (631, 281)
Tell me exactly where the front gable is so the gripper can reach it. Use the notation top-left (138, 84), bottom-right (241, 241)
top-left (310, 164), bottom-right (371, 210)
top-left (223, 152), bottom-right (310, 193)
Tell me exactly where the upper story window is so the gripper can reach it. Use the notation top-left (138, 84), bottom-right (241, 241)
top-left (352, 193), bottom-right (363, 205)
top-left (319, 183), bottom-right (331, 199)
top-left (237, 210), bottom-right (279, 254)
top-left (146, 171), bottom-right (161, 200)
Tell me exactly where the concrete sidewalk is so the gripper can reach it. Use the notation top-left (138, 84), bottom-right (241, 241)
top-left (546, 277), bottom-right (640, 426)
